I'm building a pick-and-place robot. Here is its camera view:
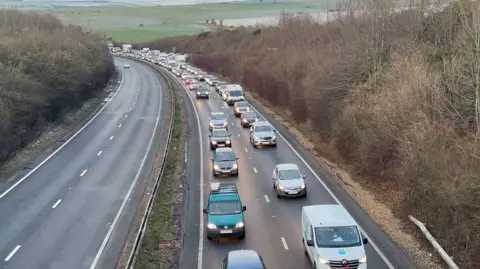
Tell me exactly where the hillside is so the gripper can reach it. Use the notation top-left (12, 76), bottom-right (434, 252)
top-left (0, 10), bottom-right (114, 166)
top-left (134, 0), bottom-right (480, 268)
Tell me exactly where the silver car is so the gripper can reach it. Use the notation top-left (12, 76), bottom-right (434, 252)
top-left (272, 163), bottom-right (307, 198)
top-left (209, 112), bottom-right (228, 131)
top-left (249, 122), bottom-right (277, 148)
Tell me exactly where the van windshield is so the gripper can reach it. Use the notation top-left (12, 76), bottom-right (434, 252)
top-left (209, 200), bottom-right (242, 215)
top-left (314, 226), bottom-right (362, 248)
top-left (229, 90), bottom-right (243, 97)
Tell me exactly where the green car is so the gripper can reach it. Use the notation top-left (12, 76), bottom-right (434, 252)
top-left (203, 182), bottom-right (247, 240)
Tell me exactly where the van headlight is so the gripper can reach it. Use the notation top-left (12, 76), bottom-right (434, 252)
top-left (235, 221), bottom-right (244, 228)
top-left (318, 256), bottom-right (329, 264)
top-left (359, 255), bottom-right (367, 263)
top-left (207, 223), bottom-right (217, 229)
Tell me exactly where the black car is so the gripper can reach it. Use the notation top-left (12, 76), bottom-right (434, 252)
top-left (209, 129), bottom-right (232, 150)
top-left (196, 86), bottom-right (210, 99)
top-left (240, 111), bottom-right (258, 127)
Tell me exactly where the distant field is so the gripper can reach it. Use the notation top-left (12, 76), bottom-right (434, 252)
top-left (51, 0), bottom-right (337, 42)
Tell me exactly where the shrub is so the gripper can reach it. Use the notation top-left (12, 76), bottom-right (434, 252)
top-left (0, 10), bottom-right (114, 163)
top-left (134, 0), bottom-right (480, 267)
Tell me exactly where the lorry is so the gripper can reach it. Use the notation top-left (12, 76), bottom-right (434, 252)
top-left (302, 205), bottom-right (368, 269)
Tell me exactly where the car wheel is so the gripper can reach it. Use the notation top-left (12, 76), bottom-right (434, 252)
top-left (196, 96), bottom-right (199, 99)
top-left (277, 192), bottom-right (281, 198)
top-left (272, 144), bottom-right (277, 148)
top-left (210, 146), bottom-right (215, 150)
top-left (206, 97), bottom-right (209, 99)
top-left (207, 235), bottom-right (212, 240)
top-left (241, 121), bottom-right (244, 127)
top-left (213, 172), bottom-right (217, 177)
top-left (273, 183), bottom-right (276, 190)
top-left (303, 191), bottom-right (307, 197)
top-left (239, 233), bottom-right (246, 240)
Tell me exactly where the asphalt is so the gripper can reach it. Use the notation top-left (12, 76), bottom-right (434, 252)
top-left (0, 58), bottom-right (167, 269)
top-left (159, 69), bottom-right (418, 269)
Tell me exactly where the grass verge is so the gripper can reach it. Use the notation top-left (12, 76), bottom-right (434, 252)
top-left (134, 88), bottom-right (184, 269)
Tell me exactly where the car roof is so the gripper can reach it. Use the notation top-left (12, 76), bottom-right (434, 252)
top-left (303, 205), bottom-right (357, 227)
top-left (212, 128), bottom-right (227, 132)
top-left (252, 121), bottom-right (272, 127)
top-left (276, 163), bottom-right (300, 171)
top-left (215, 147), bottom-right (233, 153)
top-left (227, 250), bottom-right (264, 268)
top-left (235, 101), bottom-right (249, 106)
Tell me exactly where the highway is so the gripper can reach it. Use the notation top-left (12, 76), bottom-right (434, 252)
top-left (162, 70), bottom-right (418, 269)
top-left (0, 58), bottom-right (168, 269)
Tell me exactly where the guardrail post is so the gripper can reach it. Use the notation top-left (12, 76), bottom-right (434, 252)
top-left (408, 215), bottom-right (460, 269)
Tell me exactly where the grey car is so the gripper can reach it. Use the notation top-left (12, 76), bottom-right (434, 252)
top-left (216, 82), bottom-right (228, 93)
top-left (240, 111), bottom-right (258, 127)
top-left (211, 148), bottom-right (239, 177)
top-left (249, 122), bottom-right (277, 148)
top-left (233, 101), bottom-right (251, 117)
top-left (209, 129), bottom-right (232, 150)
top-left (196, 86), bottom-right (210, 99)
top-left (272, 163), bottom-right (307, 198)
top-left (209, 112), bottom-right (228, 131)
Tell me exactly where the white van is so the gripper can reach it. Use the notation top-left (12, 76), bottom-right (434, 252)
top-left (226, 84), bottom-right (244, 105)
top-left (302, 205), bottom-right (368, 269)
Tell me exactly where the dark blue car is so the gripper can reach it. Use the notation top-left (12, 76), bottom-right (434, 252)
top-left (222, 250), bottom-right (267, 269)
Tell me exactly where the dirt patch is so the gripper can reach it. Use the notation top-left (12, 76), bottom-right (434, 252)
top-left (245, 91), bottom-right (443, 269)
top-left (133, 84), bottom-right (186, 269)
top-left (0, 74), bottom-right (120, 182)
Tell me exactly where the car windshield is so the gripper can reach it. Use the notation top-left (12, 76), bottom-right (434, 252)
top-left (243, 112), bottom-right (256, 119)
top-left (254, 125), bottom-right (273, 132)
top-left (236, 102), bottom-right (249, 108)
top-left (197, 87), bottom-right (208, 92)
top-left (278, 169), bottom-right (302, 180)
top-left (215, 151), bottom-right (235, 161)
top-left (212, 131), bottom-right (228, 137)
top-left (211, 114), bottom-right (226, 121)
top-left (315, 226), bottom-right (362, 248)
top-left (229, 90), bottom-right (242, 97)
top-left (208, 200), bottom-right (242, 215)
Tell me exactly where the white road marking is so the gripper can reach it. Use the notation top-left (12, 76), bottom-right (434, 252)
top-left (125, 114), bottom-right (128, 118)
top-left (253, 167), bottom-right (258, 173)
top-left (80, 170), bottom-right (87, 177)
top-left (97, 151), bottom-right (103, 156)
top-left (0, 68), bottom-right (125, 200)
top-left (244, 148), bottom-right (248, 152)
top-left (237, 133), bottom-right (240, 137)
top-left (52, 199), bottom-right (62, 209)
top-left (4, 245), bottom-right (21, 262)
top-left (264, 195), bottom-right (270, 203)
top-left (89, 65), bottom-right (165, 269)
top-left (281, 237), bottom-right (289, 250)
top-left (231, 122), bottom-right (234, 126)
top-left (109, 136), bottom-right (114, 140)
top-left (248, 105), bottom-right (395, 268)
top-left (118, 124), bottom-right (122, 128)
top-left (129, 107), bottom-right (132, 111)
top-left (133, 101), bottom-right (136, 106)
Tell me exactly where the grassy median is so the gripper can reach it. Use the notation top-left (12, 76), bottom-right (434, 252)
top-left (135, 91), bottom-right (184, 269)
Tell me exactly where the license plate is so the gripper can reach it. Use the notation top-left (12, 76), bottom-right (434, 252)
top-left (288, 191), bottom-right (298, 195)
top-left (218, 144), bottom-right (225, 147)
top-left (222, 170), bottom-right (231, 173)
top-left (220, 230), bottom-right (233, 234)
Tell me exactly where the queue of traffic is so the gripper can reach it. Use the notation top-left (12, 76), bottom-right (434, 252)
top-left (120, 51), bottom-right (370, 269)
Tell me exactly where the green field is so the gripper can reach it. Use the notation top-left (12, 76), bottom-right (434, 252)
top-left (51, 0), bottom-right (337, 42)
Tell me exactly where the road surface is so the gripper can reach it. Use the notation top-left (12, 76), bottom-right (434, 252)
top-left (161, 69), bottom-right (418, 269)
top-left (0, 58), bottom-right (168, 269)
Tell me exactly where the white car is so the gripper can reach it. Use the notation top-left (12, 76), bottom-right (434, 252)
top-left (272, 163), bottom-right (307, 198)
top-left (123, 63), bottom-right (130, 68)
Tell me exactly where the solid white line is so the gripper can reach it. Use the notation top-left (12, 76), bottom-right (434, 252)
top-left (97, 151), bottom-right (103, 156)
top-left (118, 124), bottom-right (122, 128)
top-left (264, 195), bottom-right (270, 203)
top-left (281, 237), bottom-right (289, 250)
top-left (4, 245), bottom-right (21, 262)
top-left (89, 64), bottom-right (164, 269)
top-left (52, 199), bottom-right (62, 209)
top-left (248, 107), bottom-right (395, 268)
top-left (0, 67), bottom-right (125, 200)
top-left (253, 167), bottom-right (258, 173)
top-left (80, 170), bottom-right (87, 177)
top-left (109, 136), bottom-right (114, 140)
top-left (244, 148), bottom-right (248, 152)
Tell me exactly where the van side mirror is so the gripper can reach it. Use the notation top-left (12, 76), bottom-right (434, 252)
top-left (306, 239), bottom-right (314, 247)
top-left (363, 238), bottom-right (368, 245)
top-left (242, 206), bottom-right (247, 211)
top-left (236, 157), bottom-right (239, 160)
top-left (203, 209), bottom-right (207, 214)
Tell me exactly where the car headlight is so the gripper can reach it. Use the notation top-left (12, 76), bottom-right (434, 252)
top-left (242, 119), bottom-right (247, 122)
top-left (300, 183), bottom-right (306, 189)
top-left (209, 122), bottom-right (214, 127)
top-left (211, 140), bottom-right (217, 144)
top-left (278, 185), bottom-right (284, 190)
top-left (318, 256), bottom-right (329, 264)
top-left (207, 223), bottom-right (217, 229)
top-left (235, 221), bottom-right (244, 228)
top-left (232, 163), bottom-right (238, 169)
top-left (214, 165), bottom-right (220, 171)
top-left (272, 135), bottom-right (276, 140)
top-left (225, 140), bottom-right (231, 144)
top-left (196, 92), bottom-right (200, 95)
top-left (359, 255), bottom-right (367, 263)
top-left (223, 121), bottom-right (227, 127)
